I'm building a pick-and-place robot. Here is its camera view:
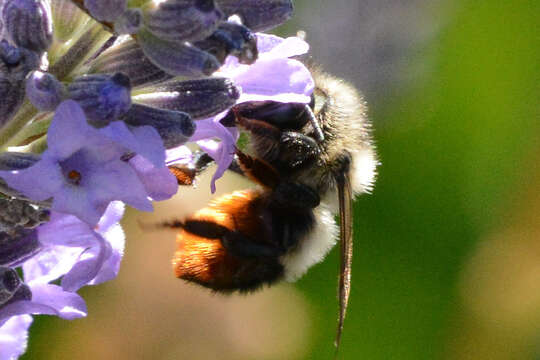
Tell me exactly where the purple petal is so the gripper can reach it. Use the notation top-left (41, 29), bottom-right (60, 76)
top-left (97, 201), bottom-right (125, 233)
top-left (256, 34), bottom-right (309, 58)
top-left (165, 146), bottom-right (192, 165)
top-left (86, 160), bottom-right (153, 212)
top-left (0, 155), bottom-right (63, 201)
top-left (236, 58), bottom-right (314, 103)
top-left (61, 234), bottom-right (110, 292)
top-left (0, 284), bottom-right (87, 324)
top-left (220, 34), bottom-right (308, 72)
top-left (88, 223), bottom-right (124, 286)
top-left (23, 246), bottom-right (84, 285)
top-left (51, 187), bottom-right (104, 226)
top-left (193, 117), bottom-right (238, 193)
top-left (47, 100), bottom-right (101, 159)
top-left (129, 155), bottom-right (177, 201)
top-left (37, 212), bottom-right (95, 248)
top-left (99, 121), bottom-right (166, 167)
top-left (0, 315), bottom-right (32, 360)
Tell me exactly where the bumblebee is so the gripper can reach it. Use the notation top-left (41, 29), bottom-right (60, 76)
top-left (166, 69), bottom-right (377, 346)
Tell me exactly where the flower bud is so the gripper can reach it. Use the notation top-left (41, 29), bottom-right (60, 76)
top-left (216, 0), bottom-right (293, 31)
top-left (0, 40), bottom-right (41, 80)
top-left (114, 8), bottom-right (143, 35)
top-left (143, 0), bottom-right (223, 43)
top-left (2, 0), bottom-right (53, 52)
top-left (0, 41), bottom-right (40, 127)
top-left (84, 0), bottom-right (127, 22)
top-left (26, 71), bottom-right (65, 111)
top-left (123, 103), bottom-right (195, 149)
top-left (134, 78), bottom-right (240, 119)
top-left (137, 28), bottom-right (221, 77)
top-left (0, 152), bottom-right (40, 170)
top-left (194, 21), bottom-right (258, 64)
top-left (68, 73), bottom-right (132, 127)
top-left (0, 267), bottom-right (32, 308)
top-left (0, 227), bottom-right (42, 267)
top-left (89, 38), bottom-right (173, 88)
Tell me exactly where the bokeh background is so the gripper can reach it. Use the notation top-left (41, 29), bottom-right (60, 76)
top-left (22, 0), bottom-right (539, 359)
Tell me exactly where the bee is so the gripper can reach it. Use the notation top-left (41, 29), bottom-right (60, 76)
top-left (165, 69), bottom-right (377, 346)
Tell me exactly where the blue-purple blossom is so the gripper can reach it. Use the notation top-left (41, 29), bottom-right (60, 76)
top-left (0, 201), bottom-right (126, 355)
top-left (24, 202), bottom-right (126, 291)
top-left (183, 32), bottom-right (314, 192)
top-left (0, 100), bottom-right (170, 226)
top-left (0, 315), bottom-right (31, 360)
top-left (0, 1), bottom-right (313, 357)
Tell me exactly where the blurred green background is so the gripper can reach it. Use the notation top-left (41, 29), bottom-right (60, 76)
top-left (23, 0), bottom-right (539, 359)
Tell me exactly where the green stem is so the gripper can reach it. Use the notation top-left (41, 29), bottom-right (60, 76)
top-left (3, 114), bottom-right (52, 149)
top-left (27, 136), bottom-right (48, 154)
top-left (49, 23), bottom-right (110, 81)
top-left (0, 101), bottom-right (38, 151)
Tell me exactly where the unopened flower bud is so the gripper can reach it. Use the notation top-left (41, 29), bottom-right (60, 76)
top-left (194, 21), bottom-right (258, 64)
top-left (216, 0), bottom-right (293, 31)
top-left (0, 227), bottom-right (42, 267)
top-left (123, 104), bottom-right (195, 149)
top-left (133, 78), bottom-right (240, 119)
top-left (68, 73), bottom-right (132, 127)
top-left (0, 41), bottom-right (41, 78)
top-left (0, 152), bottom-right (40, 171)
top-left (84, 0), bottom-right (127, 22)
top-left (26, 71), bottom-right (65, 111)
top-left (137, 28), bottom-right (221, 77)
top-left (89, 38), bottom-right (173, 88)
top-left (0, 267), bottom-right (32, 308)
top-left (114, 8), bottom-right (143, 35)
top-left (143, 0), bottom-right (223, 43)
top-left (2, 0), bottom-right (53, 52)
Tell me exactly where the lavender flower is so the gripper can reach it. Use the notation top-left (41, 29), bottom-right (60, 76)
top-left (0, 315), bottom-right (31, 360)
top-left (0, 201), bottom-right (125, 355)
top-left (24, 202), bottom-right (126, 291)
top-left (0, 0), bottom-right (313, 357)
top-left (187, 32), bottom-right (313, 192)
top-left (0, 101), bottom-right (164, 225)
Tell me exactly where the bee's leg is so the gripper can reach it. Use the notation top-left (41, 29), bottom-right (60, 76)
top-left (235, 148), bottom-right (280, 189)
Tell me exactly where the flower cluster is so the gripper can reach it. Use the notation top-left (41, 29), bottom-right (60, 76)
top-left (0, 0), bottom-right (313, 358)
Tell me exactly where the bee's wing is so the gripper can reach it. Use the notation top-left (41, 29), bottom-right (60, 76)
top-left (335, 169), bottom-right (353, 350)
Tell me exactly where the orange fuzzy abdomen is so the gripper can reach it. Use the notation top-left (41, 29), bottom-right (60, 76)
top-left (172, 190), bottom-right (283, 292)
